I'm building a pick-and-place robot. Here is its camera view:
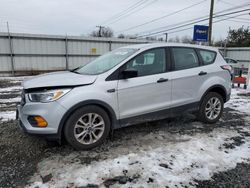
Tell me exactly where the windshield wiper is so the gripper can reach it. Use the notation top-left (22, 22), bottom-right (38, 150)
top-left (70, 66), bottom-right (83, 73)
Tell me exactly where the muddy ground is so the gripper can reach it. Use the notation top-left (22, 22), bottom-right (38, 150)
top-left (0, 78), bottom-right (250, 188)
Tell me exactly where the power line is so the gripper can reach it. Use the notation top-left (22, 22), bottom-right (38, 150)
top-left (135, 2), bottom-right (250, 36)
top-left (136, 8), bottom-right (250, 38)
top-left (100, 0), bottom-right (147, 24)
top-left (100, 0), bottom-right (152, 25)
top-left (106, 0), bottom-right (158, 25)
top-left (138, 9), bottom-right (250, 37)
top-left (167, 12), bottom-right (250, 35)
top-left (219, 15), bottom-right (250, 23)
top-left (116, 0), bottom-right (207, 33)
top-left (222, 18), bottom-right (250, 24)
top-left (218, 0), bottom-right (236, 7)
top-left (230, 16), bottom-right (250, 21)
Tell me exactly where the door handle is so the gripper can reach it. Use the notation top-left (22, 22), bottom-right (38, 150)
top-left (198, 71), bottom-right (207, 76)
top-left (157, 78), bottom-right (168, 83)
top-left (107, 88), bottom-right (115, 93)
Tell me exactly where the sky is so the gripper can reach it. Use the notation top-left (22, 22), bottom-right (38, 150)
top-left (0, 0), bottom-right (249, 41)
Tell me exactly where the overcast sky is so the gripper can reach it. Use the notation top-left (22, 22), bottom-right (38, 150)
top-left (0, 0), bottom-right (249, 40)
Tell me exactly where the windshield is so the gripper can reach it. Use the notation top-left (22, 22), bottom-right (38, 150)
top-left (75, 48), bottom-right (137, 75)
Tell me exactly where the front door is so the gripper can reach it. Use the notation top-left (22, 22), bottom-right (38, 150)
top-left (117, 48), bottom-right (172, 122)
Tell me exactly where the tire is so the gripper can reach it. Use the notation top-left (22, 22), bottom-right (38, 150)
top-left (64, 105), bottom-right (111, 150)
top-left (197, 92), bottom-right (224, 124)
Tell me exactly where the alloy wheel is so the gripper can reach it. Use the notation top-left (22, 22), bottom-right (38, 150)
top-left (74, 113), bottom-right (105, 145)
top-left (205, 97), bottom-right (222, 120)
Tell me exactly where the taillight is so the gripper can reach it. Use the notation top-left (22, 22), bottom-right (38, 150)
top-left (221, 65), bottom-right (232, 71)
top-left (221, 65), bottom-right (233, 73)
top-left (221, 65), bottom-right (233, 80)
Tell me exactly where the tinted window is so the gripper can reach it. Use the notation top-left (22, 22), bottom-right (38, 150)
top-left (125, 48), bottom-right (166, 77)
top-left (199, 50), bottom-right (216, 65)
top-left (172, 48), bottom-right (199, 70)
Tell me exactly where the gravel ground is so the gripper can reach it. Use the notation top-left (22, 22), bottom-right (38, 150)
top-left (195, 162), bottom-right (250, 188)
top-left (0, 78), bottom-right (250, 188)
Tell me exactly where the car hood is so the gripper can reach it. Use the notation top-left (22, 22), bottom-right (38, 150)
top-left (23, 71), bottom-right (97, 89)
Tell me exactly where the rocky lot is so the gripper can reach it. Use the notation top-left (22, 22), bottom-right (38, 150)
top-left (0, 77), bottom-right (250, 188)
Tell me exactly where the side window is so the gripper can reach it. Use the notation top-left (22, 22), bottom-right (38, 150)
top-left (198, 50), bottom-right (216, 65)
top-left (126, 48), bottom-right (166, 77)
top-left (172, 48), bottom-right (199, 70)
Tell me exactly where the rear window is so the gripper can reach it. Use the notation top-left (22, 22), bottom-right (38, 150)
top-left (198, 50), bottom-right (216, 65)
top-left (172, 48), bottom-right (199, 70)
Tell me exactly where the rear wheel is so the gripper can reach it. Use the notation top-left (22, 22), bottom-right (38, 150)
top-left (198, 92), bottom-right (224, 124)
top-left (64, 105), bottom-right (110, 150)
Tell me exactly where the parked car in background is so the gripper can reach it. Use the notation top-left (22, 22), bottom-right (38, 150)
top-left (224, 57), bottom-right (239, 68)
top-left (225, 57), bottom-right (247, 76)
top-left (17, 43), bottom-right (232, 150)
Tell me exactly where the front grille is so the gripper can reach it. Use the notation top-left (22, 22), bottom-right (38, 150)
top-left (20, 90), bottom-right (26, 106)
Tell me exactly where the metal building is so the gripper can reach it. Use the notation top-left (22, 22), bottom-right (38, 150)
top-left (0, 32), bottom-right (150, 76)
top-left (222, 47), bottom-right (250, 68)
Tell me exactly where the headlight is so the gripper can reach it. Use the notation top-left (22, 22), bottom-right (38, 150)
top-left (28, 89), bottom-right (71, 103)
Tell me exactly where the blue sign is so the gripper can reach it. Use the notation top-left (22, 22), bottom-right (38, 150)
top-left (193, 25), bottom-right (209, 42)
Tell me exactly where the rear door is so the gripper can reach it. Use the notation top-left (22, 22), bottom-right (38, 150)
top-left (117, 48), bottom-right (172, 121)
top-left (170, 47), bottom-right (207, 108)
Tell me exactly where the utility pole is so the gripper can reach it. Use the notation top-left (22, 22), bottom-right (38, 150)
top-left (7, 22), bottom-right (15, 76)
top-left (96, 26), bottom-right (105, 37)
top-left (165, 33), bottom-right (168, 42)
top-left (208, 0), bottom-right (214, 46)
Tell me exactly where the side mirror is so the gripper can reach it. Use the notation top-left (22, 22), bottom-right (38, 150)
top-left (122, 69), bottom-right (138, 79)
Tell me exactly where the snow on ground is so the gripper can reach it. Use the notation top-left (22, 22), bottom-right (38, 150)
top-left (0, 97), bottom-right (21, 104)
top-left (0, 86), bottom-right (22, 93)
top-left (225, 87), bottom-right (250, 115)
top-left (27, 86), bottom-right (250, 188)
top-left (0, 111), bottom-right (16, 122)
top-left (0, 76), bottom-right (250, 188)
top-left (0, 77), bottom-right (24, 121)
top-left (28, 127), bottom-right (250, 188)
top-left (0, 76), bottom-right (31, 81)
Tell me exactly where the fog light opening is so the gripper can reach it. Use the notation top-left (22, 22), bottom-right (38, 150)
top-left (28, 116), bottom-right (48, 127)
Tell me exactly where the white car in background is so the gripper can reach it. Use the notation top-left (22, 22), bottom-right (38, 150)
top-left (224, 57), bottom-right (240, 68)
top-left (225, 57), bottom-right (248, 76)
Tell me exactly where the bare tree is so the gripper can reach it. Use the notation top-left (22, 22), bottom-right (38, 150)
top-left (90, 27), bottom-right (114, 38)
top-left (157, 37), bottom-right (164, 41)
top-left (174, 36), bottom-right (180, 43)
top-left (146, 36), bottom-right (157, 41)
top-left (181, 35), bottom-right (195, 44)
top-left (168, 36), bottom-right (180, 43)
top-left (214, 38), bottom-right (225, 47)
top-left (118, 34), bottom-right (125, 38)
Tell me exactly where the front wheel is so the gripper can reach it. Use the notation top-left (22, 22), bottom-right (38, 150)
top-left (197, 92), bottom-right (224, 124)
top-left (64, 105), bottom-right (110, 150)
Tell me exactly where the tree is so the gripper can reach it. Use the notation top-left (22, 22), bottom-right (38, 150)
top-left (117, 34), bottom-right (138, 39)
top-left (168, 36), bottom-right (180, 43)
top-left (214, 38), bottom-right (226, 47)
top-left (146, 36), bottom-right (157, 41)
top-left (118, 34), bottom-right (125, 38)
top-left (157, 37), bottom-right (164, 41)
top-left (227, 26), bottom-right (250, 47)
top-left (90, 27), bottom-right (114, 38)
top-left (181, 35), bottom-right (195, 44)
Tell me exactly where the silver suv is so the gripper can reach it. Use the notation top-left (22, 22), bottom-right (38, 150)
top-left (17, 43), bottom-right (232, 150)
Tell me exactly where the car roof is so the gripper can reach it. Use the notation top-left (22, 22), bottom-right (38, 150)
top-left (122, 42), bottom-right (218, 52)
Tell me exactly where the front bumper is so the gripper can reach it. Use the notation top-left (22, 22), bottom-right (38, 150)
top-left (16, 100), bottom-right (67, 136)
